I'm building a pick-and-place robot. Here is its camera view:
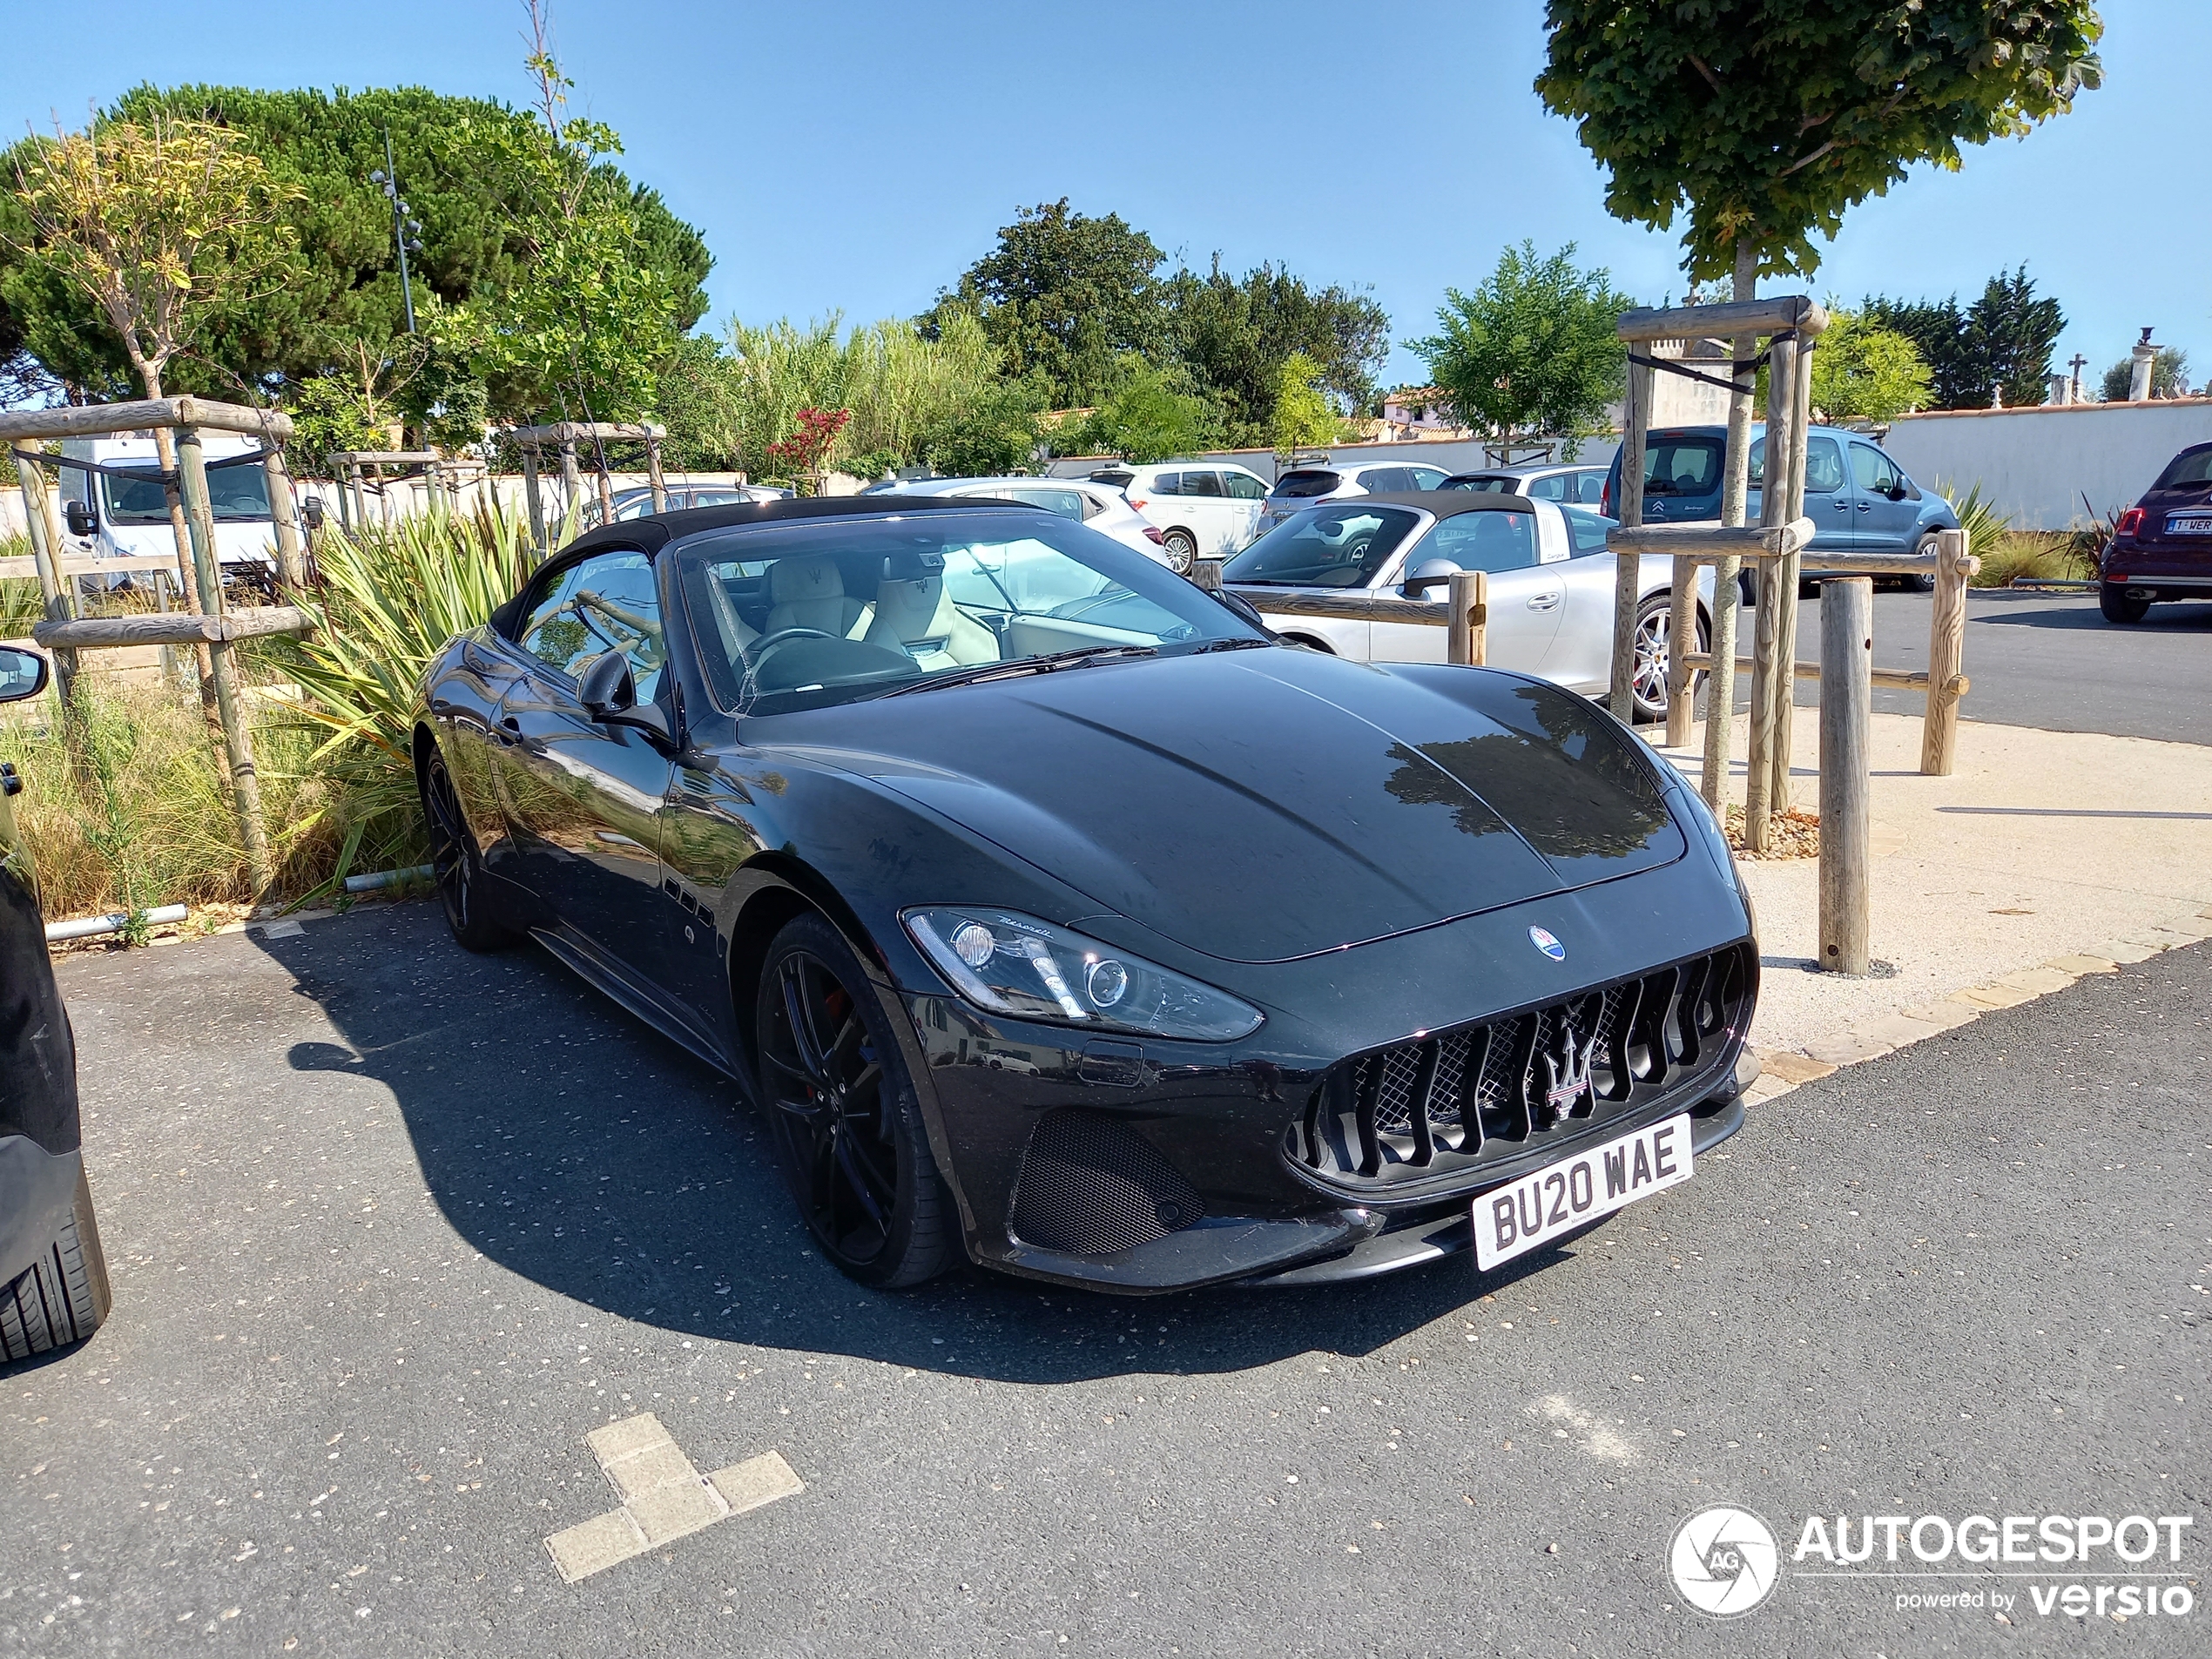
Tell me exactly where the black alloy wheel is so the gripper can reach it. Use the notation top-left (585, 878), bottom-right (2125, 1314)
top-left (421, 745), bottom-right (511, 951)
top-left (2100, 581), bottom-right (2151, 624)
top-left (755, 914), bottom-right (952, 1288)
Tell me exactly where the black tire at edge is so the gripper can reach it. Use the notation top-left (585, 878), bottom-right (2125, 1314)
top-left (0, 1166), bottom-right (112, 1363)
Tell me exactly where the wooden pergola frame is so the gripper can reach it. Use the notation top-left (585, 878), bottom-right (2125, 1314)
top-left (508, 421), bottom-right (667, 555)
top-left (2, 395), bottom-right (312, 893)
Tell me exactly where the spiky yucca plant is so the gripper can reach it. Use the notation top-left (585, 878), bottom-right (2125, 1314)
top-left (287, 501), bottom-right (550, 867)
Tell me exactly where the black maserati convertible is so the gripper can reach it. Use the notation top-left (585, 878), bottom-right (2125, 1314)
top-left (415, 496), bottom-right (1758, 1293)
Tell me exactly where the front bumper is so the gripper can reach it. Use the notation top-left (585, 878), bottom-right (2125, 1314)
top-left (891, 874), bottom-right (1759, 1295)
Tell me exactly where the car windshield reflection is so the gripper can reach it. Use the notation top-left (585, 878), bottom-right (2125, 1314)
top-left (673, 509), bottom-right (1264, 715)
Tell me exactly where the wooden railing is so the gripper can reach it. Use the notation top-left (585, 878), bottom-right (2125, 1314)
top-left (1190, 559), bottom-right (1491, 665)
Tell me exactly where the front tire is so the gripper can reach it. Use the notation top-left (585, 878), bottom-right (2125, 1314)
top-left (1, 1166), bottom-right (111, 1362)
top-left (1160, 529), bottom-right (1197, 575)
top-left (420, 744), bottom-right (513, 952)
top-left (1908, 532), bottom-right (1940, 592)
top-left (755, 914), bottom-right (954, 1289)
top-left (2100, 582), bottom-right (2151, 624)
top-left (1629, 591), bottom-right (1706, 725)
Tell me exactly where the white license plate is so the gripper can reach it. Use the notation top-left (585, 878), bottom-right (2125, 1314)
top-left (2169, 515), bottom-right (2212, 536)
top-left (1473, 1114), bottom-right (1693, 1271)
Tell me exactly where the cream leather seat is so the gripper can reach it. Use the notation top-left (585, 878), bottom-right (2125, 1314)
top-left (765, 556), bottom-right (872, 638)
top-left (864, 574), bottom-right (999, 671)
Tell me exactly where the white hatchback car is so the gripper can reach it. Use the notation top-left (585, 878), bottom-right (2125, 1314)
top-left (872, 475), bottom-right (1172, 564)
top-left (1255, 458), bottom-right (1457, 537)
top-left (1085, 462), bottom-right (1271, 570)
top-left (1223, 495), bottom-right (1715, 725)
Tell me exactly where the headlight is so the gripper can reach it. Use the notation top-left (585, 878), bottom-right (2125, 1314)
top-left (902, 907), bottom-right (1263, 1042)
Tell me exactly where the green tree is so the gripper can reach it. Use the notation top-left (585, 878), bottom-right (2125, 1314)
top-left (1866, 266), bottom-right (2066, 408)
top-left (916, 382), bottom-right (1047, 477)
top-left (1059, 360), bottom-right (1219, 464)
top-left (2100, 346), bottom-right (2189, 401)
top-left (1536, 3), bottom-right (2103, 283)
top-left (1162, 258), bottom-right (1389, 440)
top-left (927, 199), bottom-right (1163, 406)
top-left (0, 83), bottom-right (711, 415)
top-left (1411, 241), bottom-right (1633, 448)
top-left (1804, 308), bottom-right (1932, 421)
top-left (1271, 352), bottom-right (1342, 455)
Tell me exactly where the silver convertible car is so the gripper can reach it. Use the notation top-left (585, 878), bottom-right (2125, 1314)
top-left (1224, 493), bottom-right (1714, 725)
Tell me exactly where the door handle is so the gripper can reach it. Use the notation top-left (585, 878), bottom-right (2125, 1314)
top-left (1831, 498), bottom-right (1850, 509)
top-left (1527, 591), bottom-right (1561, 611)
top-left (1856, 502), bottom-right (1872, 512)
top-left (497, 714), bottom-right (522, 746)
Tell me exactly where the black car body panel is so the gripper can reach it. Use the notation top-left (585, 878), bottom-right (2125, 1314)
top-left (2104, 441), bottom-right (2212, 605)
top-left (417, 499), bottom-right (1758, 1292)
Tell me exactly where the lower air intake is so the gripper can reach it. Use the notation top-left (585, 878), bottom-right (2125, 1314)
top-left (1009, 1110), bottom-right (1204, 1257)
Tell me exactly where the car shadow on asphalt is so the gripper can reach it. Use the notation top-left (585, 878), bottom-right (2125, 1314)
top-left (260, 904), bottom-right (1541, 1386)
top-left (1973, 603), bottom-right (2212, 632)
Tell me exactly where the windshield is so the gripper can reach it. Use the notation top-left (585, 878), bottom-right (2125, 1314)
top-left (1440, 475), bottom-right (1514, 492)
top-left (1641, 435), bottom-right (1724, 498)
top-left (2152, 448), bottom-right (2212, 490)
top-left (1221, 503), bottom-right (1423, 588)
top-left (675, 509), bottom-right (1264, 716)
top-left (1270, 469), bottom-right (1341, 499)
top-left (101, 460), bottom-right (272, 525)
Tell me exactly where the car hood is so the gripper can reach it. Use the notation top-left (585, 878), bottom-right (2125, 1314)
top-left (753, 650), bottom-right (1685, 964)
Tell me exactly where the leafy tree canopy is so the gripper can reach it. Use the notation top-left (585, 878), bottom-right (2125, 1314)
top-left (1271, 352), bottom-right (1344, 456)
top-left (1865, 266), bottom-right (2064, 408)
top-left (927, 199), bottom-right (1163, 408)
top-left (1056, 360), bottom-right (1220, 464)
top-left (1537, 2), bottom-right (2104, 280)
top-left (1411, 241), bottom-right (1633, 448)
top-left (1804, 307), bottom-right (1932, 421)
top-left (1162, 258), bottom-right (1389, 438)
top-left (0, 82), bottom-right (711, 412)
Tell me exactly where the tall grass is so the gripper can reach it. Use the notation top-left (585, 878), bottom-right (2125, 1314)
top-left (3, 675), bottom-right (341, 920)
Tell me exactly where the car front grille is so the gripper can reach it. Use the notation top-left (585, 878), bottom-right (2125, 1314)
top-left (1285, 943), bottom-right (1754, 1194)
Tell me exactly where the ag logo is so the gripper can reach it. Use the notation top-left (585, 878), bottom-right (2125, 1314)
top-left (1669, 1505), bottom-right (1779, 1617)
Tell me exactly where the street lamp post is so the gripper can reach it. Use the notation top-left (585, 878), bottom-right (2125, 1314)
top-left (369, 127), bottom-right (426, 334)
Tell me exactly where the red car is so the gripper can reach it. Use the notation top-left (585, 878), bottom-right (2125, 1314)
top-left (2102, 442), bottom-right (2212, 623)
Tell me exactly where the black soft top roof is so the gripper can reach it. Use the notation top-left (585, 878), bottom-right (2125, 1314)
top-left (555, 493), bottom-right (1041, 561)
top-left (1345, 490), bottom-right (1545, 516)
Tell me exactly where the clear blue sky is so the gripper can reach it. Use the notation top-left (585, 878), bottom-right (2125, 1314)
top-left (3, 1), bottom-right (2201, 395)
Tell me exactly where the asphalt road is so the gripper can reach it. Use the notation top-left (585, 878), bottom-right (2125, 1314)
top-left (1721, 586), bottom-right (2212, 745)
top-left (6, 905), bottom-right (2207, 1656)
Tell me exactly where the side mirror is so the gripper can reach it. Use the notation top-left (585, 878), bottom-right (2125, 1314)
top-left (1890, 481), bottom-right (1913, 502)
top-left (0, 645), bottom-right (51, 704)
top-left (578, 650), bottom-right (676, 750)
top-left (1401, 557), bottom-right (1463, 597)
top-left (300, 496), bottom-right (327, 531)
top-left (63, 501), bottom-right (97, 538)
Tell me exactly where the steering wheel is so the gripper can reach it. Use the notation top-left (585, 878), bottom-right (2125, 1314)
top-left (745, 628), bottom-right (839, 682)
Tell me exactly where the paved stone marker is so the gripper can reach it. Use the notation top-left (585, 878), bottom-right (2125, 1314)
top-left (543, 1413), bottom-right (803, 1584)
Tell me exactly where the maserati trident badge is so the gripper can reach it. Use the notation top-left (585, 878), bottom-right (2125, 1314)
top-left (1528, 925), bottom-right (1566, 962)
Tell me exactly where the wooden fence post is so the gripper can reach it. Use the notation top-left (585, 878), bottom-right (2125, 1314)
top-left (1447, 570), bottom-right (1488, 666)
top-left (1817, 576), bottom-right (1872, 975)
top-left (521, 446), bottom-right (548, 556)
top-left (560, 441), bottom-right (583, 527)
top-left (1920, 528), bottom-right (1973, 776)
top-left (261, 445), bottom-right (307, 594)
top-left (1608, 357), bottom-right (1653, 722)
top-left (645, 434), bottom-right (668, 513)
top-left (12, 451), bottom-right (78, 708)
top-left (1662, 556), bottom-right (1696, 749)
top-left (1768, 340), bottom-right (1816, 814)
top-left (1190, 558), bottom-right (1223, 592)
top-left (176, 424), bottom-right (273, 894)
top-left (1744, 331), bottom-right (1799, 852)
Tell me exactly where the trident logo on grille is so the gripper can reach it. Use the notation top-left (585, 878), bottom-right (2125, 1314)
top-left (1541, 1014), bottom-right (1596, 1116)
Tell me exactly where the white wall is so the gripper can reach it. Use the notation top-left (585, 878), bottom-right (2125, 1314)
top-left (1881, 397), bottom-right (2212, 530)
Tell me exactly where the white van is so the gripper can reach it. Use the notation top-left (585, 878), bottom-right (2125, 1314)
top-left (57, 433), bottom-right (289, 579)
top-left (1086, 461), bottom-right (1271, 570)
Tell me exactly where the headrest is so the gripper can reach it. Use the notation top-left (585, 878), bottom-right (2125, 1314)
top-left (871, 574), bottom-right (949, 634)
top-left (769, 556), bottom-right (844, 604)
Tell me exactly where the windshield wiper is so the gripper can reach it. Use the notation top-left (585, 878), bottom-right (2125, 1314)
top-left (1189, 636), bottom-right (1271, 653)
top-left (881, 644), bottom-right (1158, 698)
